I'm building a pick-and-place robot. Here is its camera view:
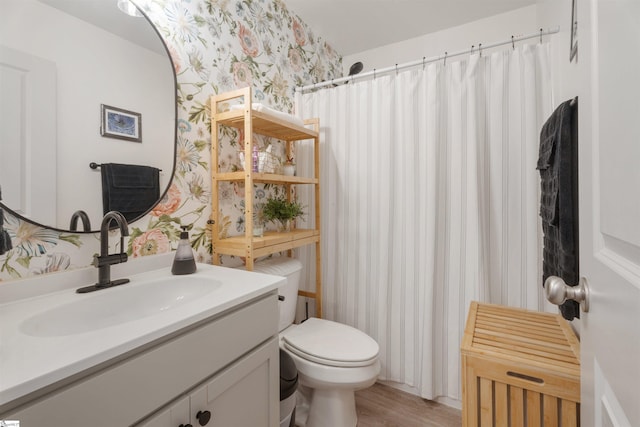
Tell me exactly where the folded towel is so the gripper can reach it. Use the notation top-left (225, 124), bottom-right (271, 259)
top-left (101, 163), bottom-right (160, 222)
top-left (537, 98), bottom-right (579, 320)
top-left (0, 208), bottom-right (12, 255)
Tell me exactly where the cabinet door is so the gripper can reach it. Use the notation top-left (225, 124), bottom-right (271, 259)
top-left (137, 396), bottom-right (190, 427)
top-left (189, 338), bottom-right (279, 427)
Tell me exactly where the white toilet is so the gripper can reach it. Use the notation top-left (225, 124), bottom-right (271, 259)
top-left (251, 257), bottom-right (380, 427)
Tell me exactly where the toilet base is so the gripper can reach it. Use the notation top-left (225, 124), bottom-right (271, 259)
top-left (295, 385), bottom-right (357, 427)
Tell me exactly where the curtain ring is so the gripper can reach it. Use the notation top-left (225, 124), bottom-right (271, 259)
top-left (443, 52), bottom-right (448, 66)
top-left (512, 35), bottom-right (515, 50)
top-left (373, 69), bottom-right (376, 80)
top-left (395, 64), bottom-right (398, 75)
top-left (539, 28), bottom-right (543, 43)
top-left (470, 45), bottom-right (474, 55)
top-left (479, 43), bottom-right (482, 57)
top-left (422, 56), bottom-right (426, 70)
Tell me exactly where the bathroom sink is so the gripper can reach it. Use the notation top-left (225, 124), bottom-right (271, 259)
top-left (20, 275), bottom-right (221, 337)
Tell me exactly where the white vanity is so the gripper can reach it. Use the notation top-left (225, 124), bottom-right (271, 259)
top-left (0, 256), bottom-right (283, 426)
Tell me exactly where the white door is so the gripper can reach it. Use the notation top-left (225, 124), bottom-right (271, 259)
top-left (0, 45), bottom-right (56, 224)
top-left (579, 0), bottom-right (640, 425)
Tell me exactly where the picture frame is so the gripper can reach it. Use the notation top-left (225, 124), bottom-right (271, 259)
top-left (100, 104), bottom-right (142, 142)
top-left (569, 0), bottom-right (578, 62)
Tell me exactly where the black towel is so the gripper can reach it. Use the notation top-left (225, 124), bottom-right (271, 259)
top-left (101, 163), bottom-right (160, 223)
top-left (0, 207), bottom-right (12, 255)
top-left (537, 98), bottom-right (579, 320)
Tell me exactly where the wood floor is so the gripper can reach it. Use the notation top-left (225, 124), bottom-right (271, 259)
top-left (355, 383), bottom-right (462, 427)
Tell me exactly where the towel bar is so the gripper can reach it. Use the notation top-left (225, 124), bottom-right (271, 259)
top-left (90, 162), bottom-right (162, 172)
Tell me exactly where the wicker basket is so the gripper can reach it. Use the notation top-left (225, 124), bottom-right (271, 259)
top-left (238, 147), bottom-right (280, 173)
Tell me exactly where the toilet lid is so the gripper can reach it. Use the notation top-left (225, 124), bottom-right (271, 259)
top-left (282, 318), bottom-right (379, 368)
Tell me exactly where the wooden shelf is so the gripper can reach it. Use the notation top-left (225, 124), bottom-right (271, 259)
top-left (215, 109), bottom-right (318, 141)
top-left (210, 87), bottom-right (323, 318)
top-left (213, 230), bottom-right (320, 258)
top-left (214, 171), bottom-right (317, 184)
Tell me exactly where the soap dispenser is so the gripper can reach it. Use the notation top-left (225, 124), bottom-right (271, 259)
top-left (172, 226), bottom-right (197, 275)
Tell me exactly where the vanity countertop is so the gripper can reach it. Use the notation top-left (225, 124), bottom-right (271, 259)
top-left (0, 260), bottom-right (283, 413)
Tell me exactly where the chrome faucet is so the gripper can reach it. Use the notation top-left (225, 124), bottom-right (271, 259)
top-left (69, 210), bottom-right (91, 232)
top-left (77, 211), bottom-right (130, 293)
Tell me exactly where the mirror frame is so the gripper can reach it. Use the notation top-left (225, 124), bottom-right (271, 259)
top-left (0, 4), bottom-right (177, 234)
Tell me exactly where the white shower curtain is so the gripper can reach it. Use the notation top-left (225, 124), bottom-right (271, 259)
top-left (295, 43), bottom-right (553, 402)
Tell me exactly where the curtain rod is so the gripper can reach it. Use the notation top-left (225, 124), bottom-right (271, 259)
top-left (296, 26), bottom-right (560, 92)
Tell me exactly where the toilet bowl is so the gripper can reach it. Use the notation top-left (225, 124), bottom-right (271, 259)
top-left (249, 257), bottom-right (380, 427)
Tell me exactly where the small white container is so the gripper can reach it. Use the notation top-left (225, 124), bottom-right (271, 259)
top-left (283, 164), bottom-right (295, 176)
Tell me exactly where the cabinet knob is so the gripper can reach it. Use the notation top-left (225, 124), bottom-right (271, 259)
top-left (196, 410), bottom-right (212, 426)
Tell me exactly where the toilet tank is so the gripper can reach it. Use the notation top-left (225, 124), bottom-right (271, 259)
top-left (251, 257), bottom-right (302, 332)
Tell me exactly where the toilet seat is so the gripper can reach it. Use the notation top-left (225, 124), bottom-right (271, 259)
top-left (282, 318), bottom-right (379, 368)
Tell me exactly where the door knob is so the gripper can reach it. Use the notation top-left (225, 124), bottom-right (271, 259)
top-left (544, 276), bottom-right (589, 312)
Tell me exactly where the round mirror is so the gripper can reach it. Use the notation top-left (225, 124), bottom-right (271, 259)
top-left (0, 0), bottom-right (176, 232)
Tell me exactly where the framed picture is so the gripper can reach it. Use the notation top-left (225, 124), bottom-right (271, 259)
top-left (100, 104), bottom-right (142, 142)
top-left (570, 0), bottom-right (578, 62)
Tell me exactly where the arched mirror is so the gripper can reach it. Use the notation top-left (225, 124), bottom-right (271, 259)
top-left (0, 0), bottom-right (176, 232)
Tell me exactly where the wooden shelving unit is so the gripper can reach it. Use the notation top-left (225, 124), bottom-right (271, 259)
top-left (210, 87), bottom-right (322, 317)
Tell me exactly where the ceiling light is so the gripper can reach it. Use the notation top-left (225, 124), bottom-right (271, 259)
top-left (117, 0), bottom-right (143, 17)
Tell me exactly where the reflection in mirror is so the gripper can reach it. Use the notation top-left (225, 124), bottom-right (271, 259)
top-left (0, 0), bottom-right (176, 232)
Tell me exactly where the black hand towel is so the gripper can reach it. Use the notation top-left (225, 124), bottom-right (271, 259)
top-left (537, 98), bottom-right (579, 320)
top-left (101, 163), bottom-right (160, 223)
top-left (0, 207), bottom-right (12, 255)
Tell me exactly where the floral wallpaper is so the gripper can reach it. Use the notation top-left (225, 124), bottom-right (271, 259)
top-left (0, 0), bottom-right (341, 282)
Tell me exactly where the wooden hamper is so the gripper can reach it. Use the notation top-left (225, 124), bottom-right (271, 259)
top-left (461, 302), bottom-right (580, 427)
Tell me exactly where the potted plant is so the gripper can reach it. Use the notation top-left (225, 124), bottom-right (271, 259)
top-left (262, 196), bottom-right (305, 232)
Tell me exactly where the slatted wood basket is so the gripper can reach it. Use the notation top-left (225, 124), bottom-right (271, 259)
top-left (461, 302), bottom-right (580, 427)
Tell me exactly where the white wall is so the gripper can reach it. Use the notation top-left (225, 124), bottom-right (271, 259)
top-left (537, 0), bottom-right (579, 105)
top-left (0, 0), bottom-right (174, 229)
top-left (343, 5), bottom-right (538, 77)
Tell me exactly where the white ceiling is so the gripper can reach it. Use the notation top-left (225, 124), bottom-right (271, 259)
top-left (38, 0), bottom-right (537, 60)
top-left (37, 0), bottom-right (165, 55)
top-left (285, 0), bottom-right (536, 56)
